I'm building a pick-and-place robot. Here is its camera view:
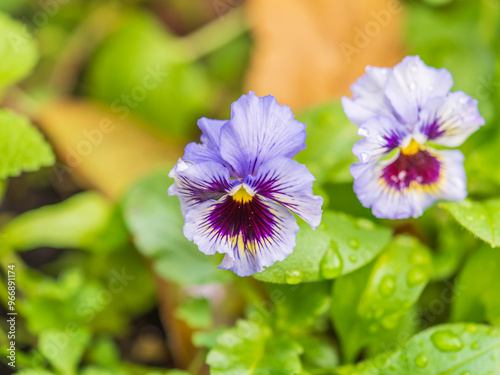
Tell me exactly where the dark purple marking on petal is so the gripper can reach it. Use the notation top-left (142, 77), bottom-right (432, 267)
top-left (177, 175), bottom-right (231, 204)
top-left (384, 132), bottom-right (404, 150)
top-left (420, 120), bottom-right (446, 140)
top-left (201, 194), bottom-right (281, 248)
top-left (381, 149), bottom-right (440, 190)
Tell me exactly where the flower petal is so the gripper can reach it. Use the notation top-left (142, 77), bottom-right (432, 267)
top-left (243, 156), bottom-right (323, 229)
top-left (183, 193), bottom-right (298, 276)
top-left (168, 160), bottom-right (235, 216)
top-left (385, 56), bottom-right (453, 126)
top-left (351, 148), bottom-right (466, 219)
top-left (219, 92), bottom-right (306, 177)
top-left (352, 116), bottom-right (411, 163)
top-left (341, 66), bottom-right (395, 127)
top-left (415, 91), bottom-right (485, 147)
top-left (183, 118), bottom-right (228, 165)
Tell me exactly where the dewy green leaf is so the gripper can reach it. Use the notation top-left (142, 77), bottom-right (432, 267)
top-left (452, 246), bottom-right (500, 325)
top-left (254, 211), bottom-right (391, 284)
top-left (440, 198), bottom-right (500, 248)
top-left (1, 191), bottom-right (111, 251)
top-left (0, 12), bottom-right (38, 90)
top-left (206, 320), bottom-right (303, 375)
top-left (331, 235), bottom-right (432, 362)
top-left (348, 324), bottom-right (500, 375)
top-left (0, 109), bottom-right (54, 178)
top-left (38, 328), bottom-right (91, 375)
top-left (295, 102), bottom-right (358, 185)
top-left (121, 169), bottom-right (231, 285)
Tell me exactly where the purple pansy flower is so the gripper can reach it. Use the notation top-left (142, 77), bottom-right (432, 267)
top-left (342, 56), bottom-right (485, 219)
top-left (169, 92), bottom-right (323, 276)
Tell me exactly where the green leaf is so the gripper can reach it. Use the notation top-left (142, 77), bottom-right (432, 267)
top-left (1, 192), bottom-right (111, 251)
top-left (298, 335), bottom-right (339, 373)
top-left (121, 169), bottom-right (231, 285)
top-left (254, 211), bottom-right (391, 284)
top-left (175, 297), bottom-right (213, 329)
top-left (269, 282), bottom-right (331, 332)
top-left (452, 246), bottom-right (500, 325)
top-left (38, 328), bottom-right (91, 375)
top-left (207, 320), bottom-right (303, 375)
top-left (331, 236), bottom-right (432, 362)
top-left (0, 12), bottom-right (38, 90)
top-left (85, 12), bottom-right (209, 138)
top-left (0, 109), bottom-right (54, 178)
top-left (337, 324), bottom-right (500, 374)
top-left (440, 198), bottom-right (500, 247)
top-left (295, 102), bottom-right (358, 185)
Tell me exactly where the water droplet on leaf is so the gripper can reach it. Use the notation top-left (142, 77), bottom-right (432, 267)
top-left (407, 267), bottom-right (428, 287)
top-left (319, 244), bottom-right (343, 279)
top-left (349, 254), bottom-right (358, 263)
top-left (348, 238), bottom-right (359, 249)
top-left (285, 270), bottom-right (303, 284)
top-left (431, 330), bottom-right (464, 352)
top-left (379, 275), bottom-right (396, 297)
top-left (415, 353), bottom-right (428, 368)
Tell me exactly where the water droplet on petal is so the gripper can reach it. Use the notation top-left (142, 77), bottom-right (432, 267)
top-left (348, 238), bottom-right (359, 249)
top-left (427, 85), bottom-right (434, 91)
top-left (379, 275), bottom-right (396, 297)
top-left (320, 245), bottom-right (343, 279)
top-left (409, 82), bottom-right (417, 91)
top-left (415, 353), bottom-right (428, 368)
top-left (285, 270), bottom-right (303, 284)
top-left (360, 152), bottom-right (370, 162)
top-left (410, 65), bottom-right (418, 73)
top-left (358, 127), bottom-right (370, 137)
top-left (459, 96), bottom-right (468, 104)
top-left (407, 267), bottom-right (428, 287)
top-left (431, 330), bottom-right (464, 352)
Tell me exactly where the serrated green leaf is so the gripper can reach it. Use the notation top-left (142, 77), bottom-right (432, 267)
top-left (295, 102), bottom-right (358, 185)
top-left (440, 198), bottom-right (500, 247)
top-left (207, 320), bottom-right (303, 375)
top-left (0, 12), bottom-right (38, 90)
top-left (331, 235), bottom-right (432, 362)
top-left (121, 169), bottom-right (231, 285)
top-left (0, 109), bottom-right (54, 178)
top-left (254, 211), bottom-right (391, 284)
top-left (339, 324), bottom-right (500, 374)
top-left (38, 329), bottom-right (91, 375)
top-left (1, 192), bottom-right (111, 251)
top-left (452, 246), bottom-right (500, 325)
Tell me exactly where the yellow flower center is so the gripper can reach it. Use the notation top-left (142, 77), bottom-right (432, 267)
top-left (401, 139), bottom-right (420, 155)
top-left (232, 185), bottom-right (253, 203)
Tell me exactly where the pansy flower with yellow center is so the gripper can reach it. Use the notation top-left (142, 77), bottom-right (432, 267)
top-left (169, 92), bottom-right (323, 276)
top-left (342, 56), bottom-right (485, 219)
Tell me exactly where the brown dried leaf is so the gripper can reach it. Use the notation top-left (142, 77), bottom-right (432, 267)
top-left (245, 0), bottom-right (405, 110)
top-left (37, 100), bottom-right (183, 199)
